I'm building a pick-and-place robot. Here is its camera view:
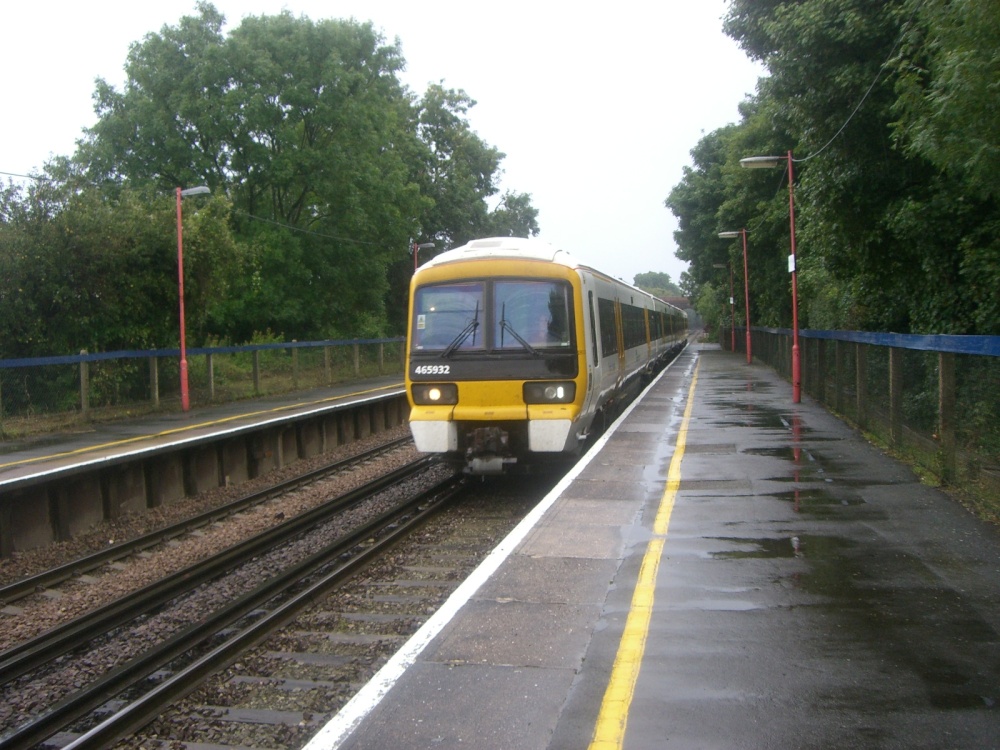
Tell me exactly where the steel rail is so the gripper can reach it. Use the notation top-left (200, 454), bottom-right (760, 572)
top-left (0, 454), bottom-right (431, 687)
top-left (0, 470), bottom-right (465, 750)
top-left (63, 477), bottom-right (467, 750)
top-left (0, 436), bottom-right (413, 605)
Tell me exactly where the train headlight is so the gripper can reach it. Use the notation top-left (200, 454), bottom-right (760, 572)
top-left (411, 383), bottom-right (458, 405)
top-left (523, 381), bottom-right (576, 404)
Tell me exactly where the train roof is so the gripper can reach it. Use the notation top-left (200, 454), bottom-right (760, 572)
top-left (419, 237), bottom-right (687, 315)
top-left (419, 237), bottom-right (579, 269)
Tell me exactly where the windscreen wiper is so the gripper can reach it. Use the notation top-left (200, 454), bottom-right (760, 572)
top-left (498, 303), bottom-right (538, 355)
top-left (441, 300), bottom-right (479, 358)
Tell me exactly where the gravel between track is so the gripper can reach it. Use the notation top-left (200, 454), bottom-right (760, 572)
top-left (0, 425), bottom-right (415, 649)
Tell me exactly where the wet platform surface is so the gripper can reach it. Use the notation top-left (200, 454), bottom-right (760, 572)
top-left (305, 344), bottom-right (1000, 750)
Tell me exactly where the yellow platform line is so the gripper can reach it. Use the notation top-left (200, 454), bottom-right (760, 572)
top-left (0, 382), bottom-right (403, 471)
top-left (589, 360), bottom-right (700, 750)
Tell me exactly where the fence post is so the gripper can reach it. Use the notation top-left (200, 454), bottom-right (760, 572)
top-left (207, 353), bottom-right (215, 401)
top-left (324, 346), bottom-right (332, 385)
top-left (80, 350), bottom-right (90, 417)
top-left (834, 340), bottom-right (844, 414)
top-left (856, 343), bottom-right (868, 430)
top-left (291, 341), bottom-right (299, 389)
top-left (938, 351), bottom-right (956, 483)
top-left (353, 342), bottom-right (361, 377)
top-left (253, 350), bottom-right (261, 395)
top-left (378, 342), bottom-right (385, 374)
top-left (889, 346), bottom-right (903, 447)
top-left (149, 356), bottom-right (159, 408)
top-left (815, 338), bottom-right (826, 402)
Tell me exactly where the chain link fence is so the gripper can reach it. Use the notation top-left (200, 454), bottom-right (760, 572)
top-left (0, 338), bottom-right (405, 439)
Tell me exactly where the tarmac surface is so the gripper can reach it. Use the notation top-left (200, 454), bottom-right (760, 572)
top-left (304, 343), bottom-right (1000, 750)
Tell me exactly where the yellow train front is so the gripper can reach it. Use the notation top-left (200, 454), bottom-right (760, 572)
top-left (405, 237), bottom-right (686, 474)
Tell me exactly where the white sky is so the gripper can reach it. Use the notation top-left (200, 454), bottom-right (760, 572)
top-left (2, 1), bottom-right (763, 287)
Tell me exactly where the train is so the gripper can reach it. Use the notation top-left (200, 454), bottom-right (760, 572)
top-left (405, 237), bottom-right (688, 474)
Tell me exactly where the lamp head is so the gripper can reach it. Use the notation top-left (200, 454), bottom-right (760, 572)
top-left (739, 156), bottom-right (784, 169)
top-left (718, 231), bottom-right (741, 239)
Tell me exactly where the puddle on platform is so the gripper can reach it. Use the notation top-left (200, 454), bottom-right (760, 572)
top-left (772, 487), bottom-right (861, 505)
top-left (706, 401), bottom-right (791, 431)
top-left (707, 535), bottom-right (837, 560)
top-left (698, 523), bottom-right (999, 710)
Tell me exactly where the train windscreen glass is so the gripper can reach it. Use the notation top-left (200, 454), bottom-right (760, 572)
top-left (494, 280), bottom-right (572, 349)
top-left (412, 282), bottom-right (485, 351)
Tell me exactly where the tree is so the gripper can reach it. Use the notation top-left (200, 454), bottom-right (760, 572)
top-left (79, 3), bottom-right (425, 340)
top-left (482, 191), bottom-right (540, 239)
top-left (633, 272), bottom-right (682, 298)
top-left (410, 83), bottom-right (505, 253)
top-left (894, 0), bottom-right (1000, 202)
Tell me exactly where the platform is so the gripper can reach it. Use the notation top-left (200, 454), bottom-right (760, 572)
top-left (0, 376), bottom-right (406, 553)
top-left (0, 376), bottom-right (405, 489)
top-left (305, 343), bottom-right (1000, 750)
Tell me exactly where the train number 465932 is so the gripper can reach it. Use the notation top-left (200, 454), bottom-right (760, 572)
top-left (413, 365), bottom-right (451, 375)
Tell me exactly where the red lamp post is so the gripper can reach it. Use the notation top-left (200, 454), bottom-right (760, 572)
top-left (412, 241), bottom-right (435, 272)
top-left (718, 228), bottom-right (752, 364)
top-left (176, 185), bottom-right (210, 412)
top-left (740, 151), bottom-right (800, 403)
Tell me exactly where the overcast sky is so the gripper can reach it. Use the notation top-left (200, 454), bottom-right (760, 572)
top-left (2, 1), bottom-right (763, 287)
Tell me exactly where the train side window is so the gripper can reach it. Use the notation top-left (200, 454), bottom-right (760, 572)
top-left (597, 297), bottom-right (617, 355)
top-left (588, 290), bottom-right (599, 366)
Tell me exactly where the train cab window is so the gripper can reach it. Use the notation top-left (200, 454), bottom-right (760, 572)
top-left (412, 282), bottom-right (485, 351)
top-left (494, 280), bottom-right (572, 350)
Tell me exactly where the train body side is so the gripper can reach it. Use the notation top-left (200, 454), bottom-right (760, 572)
top-left (404, 237), bottom-right (686, 473)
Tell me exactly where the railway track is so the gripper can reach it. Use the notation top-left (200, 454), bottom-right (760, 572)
top-left (0, 436), bottom-right (414, 606)
top-left (0, 457), bottom-right (464, 749)
top-left (119, 473), bottom-right (553, 750)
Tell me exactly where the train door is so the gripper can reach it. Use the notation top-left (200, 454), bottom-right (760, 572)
top-left (580, 280), bottom-right (601, 424)
top-left (614, 298), bottom-right (626, 387)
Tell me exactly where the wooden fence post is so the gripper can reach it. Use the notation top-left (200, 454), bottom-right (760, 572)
top-left (938, 352), bottom-right (956, 483)
top-left (889, 347), bottom-right (903, 447)
top-left (834, 340), bottom-right (844, 414)
top-left (856, 343), bottom-right (868, 430)
top-left (207, 353), bottom-right (215, 401)
top-left (149, 356), bottom-right (159, 408)
top-left (80, 350), bottom-right (90, 417)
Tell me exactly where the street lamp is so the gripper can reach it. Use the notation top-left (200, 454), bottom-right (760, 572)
top-left (412, 241), bottom-right (435, 272)
top-left (718, 229), bottom-right (752, 364)
top-left (712, 262), bottom-right (735, 352)
top-left (740, 151), bottom-right (800, 403)
top-left (176, 185), bottom-right (210, 412)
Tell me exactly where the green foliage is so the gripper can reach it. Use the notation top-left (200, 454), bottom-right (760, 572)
top-left (667, 0), bottom-right (999, 337)
top-left (633, 272), bottom-right (682, 299)
top-left (894, 0), bottom-right (1000, 201)
top-left (0, 3), bottom-right (538, 356)
top-left (693, 282), bottom-right (725, 335)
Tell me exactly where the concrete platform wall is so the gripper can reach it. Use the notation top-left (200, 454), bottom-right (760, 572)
top-left (0, 393), bottom-right (409, 555)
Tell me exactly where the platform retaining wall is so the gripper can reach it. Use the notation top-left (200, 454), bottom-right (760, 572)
top-left (0, 393), bottom-right (408, 556)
